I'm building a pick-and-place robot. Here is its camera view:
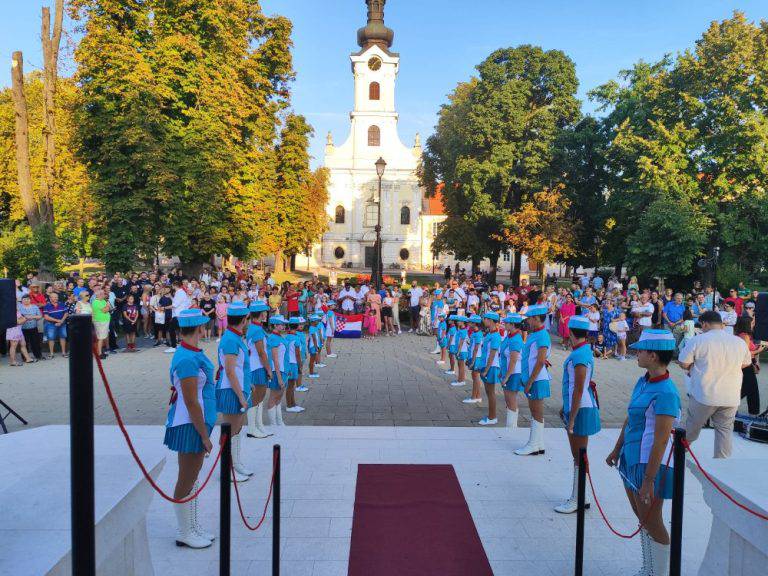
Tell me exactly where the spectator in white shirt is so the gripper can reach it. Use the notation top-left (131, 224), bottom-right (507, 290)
top-left (408, 281), bottom-right (424, 332)
top-left (678, 311), bottom-right (752, 458)
top-left (718, 300), bottom-right (737, 335)
top-left (338, 283), bottom-right (356, 313)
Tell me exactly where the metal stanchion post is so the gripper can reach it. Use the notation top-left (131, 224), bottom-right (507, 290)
top-left (69, 315), bottom-right (95, 576)
top-left (670, 428), bottom-right (686, 576)
top-left (273, 444), bottom-right (281, 576)
top-left (220, 423), bottom-right (232, 576)
top-left (574, 448), bottom-right (587, 576)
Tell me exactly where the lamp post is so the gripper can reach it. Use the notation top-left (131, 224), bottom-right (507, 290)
top-left (374, 157), bottom-right (386, 287)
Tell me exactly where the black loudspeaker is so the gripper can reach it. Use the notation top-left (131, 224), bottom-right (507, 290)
top-left (0, 279), bottom-right (16, 331)
top-left (754, 292), bottom-right (768, 343)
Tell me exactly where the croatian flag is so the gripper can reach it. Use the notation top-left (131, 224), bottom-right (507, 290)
top-left (335, 313), bottom-right (364, 339)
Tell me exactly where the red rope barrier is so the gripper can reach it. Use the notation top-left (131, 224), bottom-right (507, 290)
top-left (682, 439), bottom-right (768, 521)
top-left (92, 348), bottom-right (224, 504)
top-left (585, 447), bottom-right (674, 539)
top-left (231, 451), bottom-right (277, 531)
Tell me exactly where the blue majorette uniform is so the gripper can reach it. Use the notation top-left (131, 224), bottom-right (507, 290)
top-left (325, 305), bottom-right (337, 338)
top-left (468, 315), bottom-right (483, 370)
top-left (561, 316), bottom-right (601, 437)
top-left (308, 315), bottom-right (321, 355)
top-left (246, 302), bottom-right (270, 387)
top-left (456, 319), bottom-right (469, 362)
top-left (266, 316), bottom-right (289, 390)
top-left (501, 314), bottom-right (524, 392)
top-left (215, 304), bottom-right (251, 414)
top-left (284, 327), bottom-right (300, 382)
top-left (480, 312), bottom-right (502, 385)
top-left (317, 312), bottom-right (327, 346)
top-left (430, 290), bottom-right (444, 327)
top-left (164, 310), bottom-right (217, 453)
top-left (521, 305), bottom-right (551, 400)
top-left (619, 330), bottom-right (681, 500)
top-left (436, 314), bottom-right (448, 350)
top-left (447, 318), bottom-right (459, 356)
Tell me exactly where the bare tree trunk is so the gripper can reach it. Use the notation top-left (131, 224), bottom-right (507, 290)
top-left (511, 251), bottom-right (522, 286)
top-left (40, 1), bottom-right (64, 225)
top-left (11, 52), bottom-right (40, 228)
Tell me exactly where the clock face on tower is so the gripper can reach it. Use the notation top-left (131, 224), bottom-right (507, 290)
top-left (367, 57), bottom-right (382, 71)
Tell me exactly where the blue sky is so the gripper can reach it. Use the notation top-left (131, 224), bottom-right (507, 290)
top-left (3, 1), bottom-right (767, 166)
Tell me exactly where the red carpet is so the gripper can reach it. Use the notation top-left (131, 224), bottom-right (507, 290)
top-left (348, 464), bottom-right (493, 576)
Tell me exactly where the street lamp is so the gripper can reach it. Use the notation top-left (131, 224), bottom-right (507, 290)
top-left (373, 157), bottom-right (386, 287)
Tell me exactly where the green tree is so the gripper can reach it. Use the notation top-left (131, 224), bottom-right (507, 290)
top-left (70, 0), bottom-right (297, 273)
top-left (422, 46), bottom-right (581, 283)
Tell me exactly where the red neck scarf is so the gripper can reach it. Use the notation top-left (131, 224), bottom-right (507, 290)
top-left (180, 341), bottom-right (202, 353)
top-left (227, 326), bottom-right (243, 337)
top-left (646, 371), bottom-right (670, 383)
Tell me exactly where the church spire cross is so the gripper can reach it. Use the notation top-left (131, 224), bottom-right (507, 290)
top-left (357, 0), bottom-right (394, 50)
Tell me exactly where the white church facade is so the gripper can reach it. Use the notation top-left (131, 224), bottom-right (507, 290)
top-left (300, 0), bottom-right (541, 277)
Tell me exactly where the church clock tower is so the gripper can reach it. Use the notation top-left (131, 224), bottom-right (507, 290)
top-left (319, 1), bottom-right (426, 271)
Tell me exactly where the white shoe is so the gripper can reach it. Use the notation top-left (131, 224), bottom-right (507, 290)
top-left (295, 385), bottom-right (309, 392)
top-left (450, 381), bottom-right (465, 387)
top-left (514, 419), bottom-right (545, 456)
top-left (648, 538), bottom-right (670, 576)
top-left (436, 360), bottom-right (446, 365)
top-left (505, 409), bottom-right (518, 430)
top-left (316, 362), bottom-right (327, 368)
top-left (308, 373), bottom-right (319, 379)
top-left (286, 406), bottom-right (305, 413)
top-left (462, 397), bottom-right (482, 404)
top-left (164, 347), bottom-right (176, 354)
top-left (477, 417), bottom-right (498, 426)
top-left (632, 529), bottom-right (651, 576)
top-left (232, 433), bottom-right (253, 476)
top-left (174, 498), bottom-right (212, 549)
top-left (327, 354), bottom-right (337, 358)
top-left (247, 402), bottom-right (272, 439)
top-left (190, 481), bottom-right (215, 541)
top-left (444, 370), bottom-right (456, 375)
top-left (430, 347), bottom-right (440, 354)
top-left (276, 404), bottom-right (286, 427)
top-left (408, 329), bottom-right (413, 333)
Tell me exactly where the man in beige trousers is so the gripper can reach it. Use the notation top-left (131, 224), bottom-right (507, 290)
top-left (678, 311), bottom-right (752, 458)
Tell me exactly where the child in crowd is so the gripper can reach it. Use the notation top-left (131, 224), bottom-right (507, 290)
top-left (363, 305), bottom-right (379, 338)
top-left (593, 333), bottom-right (612, 359)
top-left (613, 313), bottom-right (629, 360)
top-left (122, 294), bottom-right (140, 352)
top-left (587, 304), bottom-right (600, 344)
top-left (215, 295), bottom-right (228, 339)
top-left (678, 308), bottom-right (697, 353)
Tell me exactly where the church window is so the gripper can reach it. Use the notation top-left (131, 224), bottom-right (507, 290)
top-left (335, 205), bottom-right (345, 224)
top-left (399, 248), bottom-right (410, 261)
top-left (368, 125), bottom-right (380, 147)
top-left (369, 82), bottom-right (380, 101)
top-left (364, 203), bottom-right (378, 227)
top-left (503, 251), bottom-right (511, 262)
top-left (334, 247), bottom-right (345, 260)
top-left (400, 205), bottom-right (411, 225)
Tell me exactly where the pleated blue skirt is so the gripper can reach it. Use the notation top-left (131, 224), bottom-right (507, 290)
top-left (251, 368), bottom-right (269, 387)
top-left (216, 388), bottom-right (247, 415)
top-left (525, 379), bottom-right (551, 400)
top-left (481, 366), bottom-right (502, 385)
top-left (503, 373), bottom-right (524, 392)
top-left (164, 423), bottom-right (214, 454)
top-left (619, 455), bottom-right (674, 499)
top-left (561, 407), bottom-right (601, 437)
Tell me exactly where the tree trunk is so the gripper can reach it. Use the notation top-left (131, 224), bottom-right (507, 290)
top-left (511, 251), bottom-right (522, 286)
top-left (11, 52), bottom-right (39, 229)
top-left (274, 251), bottom-right (285, 275)
top-left (488, 249), bottom-right (500, 285)
top-left (613, 262), bottom-right (622, 278)
top-left (289, 253), bottom-right (296, 272)
top-left (471, 255), bottom-right (481, 275)
top-left (40, 1), bottom-right (63, 225)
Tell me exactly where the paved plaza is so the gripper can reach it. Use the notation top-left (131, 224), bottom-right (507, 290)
top-left (1, 332), bottom-right (766, 432)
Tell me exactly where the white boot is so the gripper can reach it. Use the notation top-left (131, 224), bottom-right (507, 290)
top-left (247, 402), bottom-right (271, 439)
top-left (174, 498), bottom-right (212, 549)
top-left (431, 345), bottom-right (440, 354)
top-left (232, 433), bottom-right (253, 477)
top-left (276, 403), bottom-right (286, 426)
top-left (505, 409), bottom-right (518, 430)
top-left (648, 537), bottom-right (669, 576)
top-left (514, 419), bottom-right (545, 456)
top-left (554, 464), bottom-right (589, 513)
top-left (267, 406), bottom-right (278, 430)
top-left (632, 529), bottom-right (651, 576)
top-left (191, 482), bottom-right (215, 541)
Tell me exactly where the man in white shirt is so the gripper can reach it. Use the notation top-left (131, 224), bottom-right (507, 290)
top-left (408, 281), bottom-right (423, 332)
top-left (678, 311), bottom-right (752, 458)
top-left (167, 281), bottom-right (191, 352)
top-left (630, 293), bottom-right (654, 342)
top-left (338, 283), bottom-right (356, 313)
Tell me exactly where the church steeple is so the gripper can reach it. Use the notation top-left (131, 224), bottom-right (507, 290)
top-left (357, 0), bottom-right (394, 51)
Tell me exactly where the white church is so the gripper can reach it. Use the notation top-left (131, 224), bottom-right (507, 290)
top-left (302, 0), bottom-right (539, 277)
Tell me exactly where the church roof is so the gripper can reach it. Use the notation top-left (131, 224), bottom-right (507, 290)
top-left (424, 184), bottom-right (446, 216)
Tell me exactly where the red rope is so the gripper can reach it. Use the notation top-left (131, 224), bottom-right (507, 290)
top-left (92, 348), bottom-right (224, 504)
top-left (231, 451), bottom-right (276, 531)
top-left (682, 439), bottom-right (768, 521)
top-left (585, 447), bottom-right (673, 539)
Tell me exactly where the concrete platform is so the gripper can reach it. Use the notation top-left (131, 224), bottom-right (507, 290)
top-left (3, 425), bottom-right (766, 576)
